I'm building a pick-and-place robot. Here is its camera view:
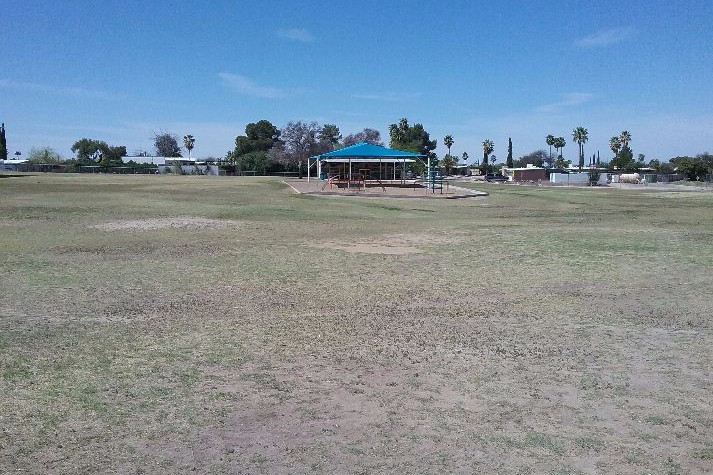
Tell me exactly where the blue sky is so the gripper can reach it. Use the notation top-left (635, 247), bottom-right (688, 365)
top-left (1, 0), bottom-right (712, 162)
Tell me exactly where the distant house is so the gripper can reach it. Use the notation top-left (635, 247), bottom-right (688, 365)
top-left (121, 156), bottom-right (195, 166)
top-left (437, 163), bottom-right (471, 176)
top-left (121, 156), bottom-right (220, 175)
top-left (550, 171), bottom-right (610, 185)
top-left (0, 159), bottom-right (28, 171)
top-left (502, 165), bottom-right (547, 182)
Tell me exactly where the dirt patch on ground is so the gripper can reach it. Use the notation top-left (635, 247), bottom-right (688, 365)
top-left (310, 241), bottom-right (421, 255)
top-left (285, 179), bottom-right (487, 199)
top-left (383, 232), bottom-right (464, 245)
top-left (308, 232), bottom-right (462, 255)
top-left (89, 217), bottom-right (240, 231)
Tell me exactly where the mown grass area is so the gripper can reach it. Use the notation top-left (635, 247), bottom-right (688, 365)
top-left (1, 173), bottom-right (712, 474)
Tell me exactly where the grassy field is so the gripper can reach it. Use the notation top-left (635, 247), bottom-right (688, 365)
top-left (1, 173), bottom-right (712, 474)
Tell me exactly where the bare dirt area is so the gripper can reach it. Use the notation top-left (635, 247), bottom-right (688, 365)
top-left (285, 178), bottom-right (486, 199)
top-left (90, 216), bottom-right (242, 231)
top-left (1, 174), bottom-right (712, 474)
top-left (309, 241), bottom-right (422, 255)
top-left (308, 232), bottom-right (462, 255)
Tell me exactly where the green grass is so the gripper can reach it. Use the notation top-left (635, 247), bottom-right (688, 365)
top-left (1, 173), bottom-right (713, 473)
top-left (573, 435), bottom-right (604, 451)
top-left (693, 446), bottom-right (713, 460)
top-left (642, 414), bottom-right (670, 426)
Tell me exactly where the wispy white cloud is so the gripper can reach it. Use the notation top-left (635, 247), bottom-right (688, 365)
top-left (219, 72), bottom-right (287, 99)
top-left (575, 27), bottom-right (635, 47)
top-left (536, 92), bottom-right (594, 112)
top-left (351, 92), bottom-right (422, 102)
top-left (276, 28), bottom-right (314, 43)
top-left (0, 79), bottom-right (120, 100)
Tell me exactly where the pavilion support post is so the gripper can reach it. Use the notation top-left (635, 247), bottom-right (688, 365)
top-left (307, 158), bottom-right (311, 182)
top-left (427, 156), bottom-right (431, 191)
top-left (348, 159), bottom-right (351, 189)
top-left (402, 158), bottom-right (406, 187)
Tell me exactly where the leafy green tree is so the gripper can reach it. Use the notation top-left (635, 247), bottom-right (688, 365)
top-left (71, 138), bottom-right (126, 165)
top-left (613, 145), bottom-right (636, 170)
top-left (698, 152), bottom-right (713, 169)
top-left (388, 118), bottom-right (437, 158)
top-left (443, 135), bottom-right (454, 156)
top-left (272, 121), bottom-right (329, 178)
top-left (554, 155), bottom-right (571, 168)
top-left (103, 146), bottom-right (126, 166)
top-left (515, 150), bottom-right (547, 167)
top-left (546, 134), bottom-right (555, 165)
top-left (71, 138), bottom-right (107, 161)
top-left (343, 128), bottom-right (382, 146)
top-left (609, 132), bottom-right (637, 170)
top-left (27, 147), bottom-right (63, 163)
top-left (183, 135), bottom-right (195, 159)
top-left (572, 127), bottom-right (588, 170)
top-left (506, 137), bottom-right (513, 167)
top-left (605, 130), bottom-right (636, 170)
top-left (441, 154), bottom-right (456, 176)
top-left (489, 155), bottom-right (498, 173)
top-left (648, 158), bottom-right (674, 173)
top-left (481, 139), bottom-right (494, 172)
top-left (670, 156), bottom-right (710, 181)
top-left (153, 133), bottom-right (182, 157)
top-left (318, 124), bottom-right (341, 149)
top-left (234, 120), bottom-right (281, 157)
top-left (0, 123), bottom-right (7, 161)
top-left (236, 151), bottom-right (270, 174)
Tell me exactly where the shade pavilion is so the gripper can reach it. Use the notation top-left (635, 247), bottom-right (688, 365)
top-left (308, 142), bottom-right (425, 185)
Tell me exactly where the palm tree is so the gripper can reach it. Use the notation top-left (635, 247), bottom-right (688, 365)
top-left (482, 139), bottom-right (494, 172)
top-left (619, 130), bottom-right (632, 148)
top-left (554, 137), bottom-right (566, 163)
top-left (609, 136), bottom-right (622, 158)
top-left (546, 134), bottom-right (556, 165)
top-left (462, 151), bottom-right (469, 164)
top-left (572, 127), bottom-right (589, 170)
top-left (183, 135), bottom-right (195, 159)
top-left (443, 135), bottom-right (454, 156)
